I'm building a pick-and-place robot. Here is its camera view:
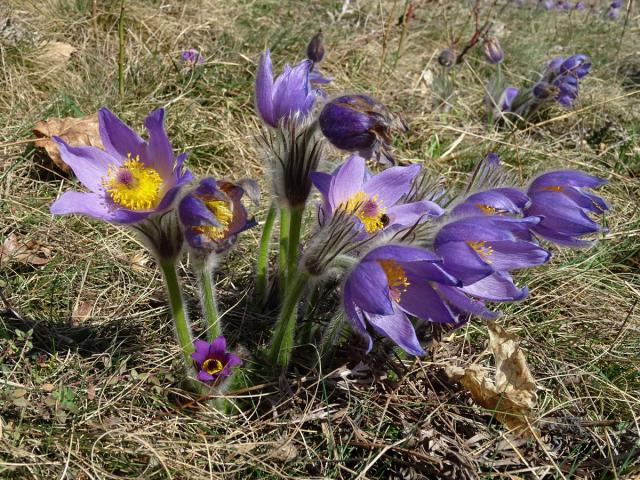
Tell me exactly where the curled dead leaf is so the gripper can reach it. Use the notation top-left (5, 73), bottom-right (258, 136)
top-left (446, 321), bottom-right (537, 437)
top-left (36, 41), bottom-right (76, 69)
top-left (267, 442), bottom-right (298, 464)
top-left (71, 301), bottom-right (93, 326)
top-left (1, 233), bottom-right (52, 266)
top-left (33, 114), bottom-right (102, 173)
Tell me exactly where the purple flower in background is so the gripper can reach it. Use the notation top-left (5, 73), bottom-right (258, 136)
top-left (553, 74), bottom-right (580, 106)
top-left (50, 108), bottom-right (192, 224)
top-left (574, 1), bottom-right (586, 9)
top-left (540, 0), bottom-right (554, 9)
top-left (310, 155), bottom-right (443, 234)
top-left (524, 170), bottom-right (608, 247)
top-left (559, 54), bottom-right (591, 78)
top-left (451, 188), bottom-right (529, 217)
top-left (343, 245), bottom-right (495, 355)
top-left (611, 0), bottom-right (622, 7)
top-left (255, 50), bottom-right (317, 128)
top-left (483, 37), bottom-right (504, 65)
top-left (434, 216), bottom-right (551, 285)
top-left (607, 7), bottom-right (621, 19)
top-left (319, 94), bottom-right (404, 165)
top-left (493, 87), bottom-right (520, 115)
top-left (181, 48), bottom-right (205, 65)
top-left (192, 336), bottom-right (242, 383)
top-left (179, 177), bottom-right (257, 253)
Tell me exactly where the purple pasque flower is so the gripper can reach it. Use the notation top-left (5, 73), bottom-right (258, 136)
top-left (611, 0), bottom-right (622, 7)
top-left (524, 170), bottom-right (608, 247)
top-left (483, 37), bottom-right (504, 65)
top-left (607, 6), bottom-right (621, 19)
top-left (310, 154), bottom-right (443, 235)
top-left (181, 48), bottom-right (205, 65)
top-left (179, 177), bottom-right (257, 253)
top-left (497, 86), bottom-right (520, 113)
top-left (192, 336), bottom-right (242, 383)
top-left (434, 216), bottom-right (551, 285)
top-left (553, 74), bottom-right (580, 106)
top-left (574, 1), bottom-right (586, 9)
top-left (559, 54), bottom-right (591, 78)
top-left (451, 188), bottom-right (529, 217)
top-left (50, 108), bottom-right (192, 224)
top-left (319, 95), bottom-right (404, 165)
top-left (343, 245), bottom-right (495, 355)
top-left (255, 49), bottom-right (317, 128)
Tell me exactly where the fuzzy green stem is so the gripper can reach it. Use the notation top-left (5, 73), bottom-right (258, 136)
top-left (269, 270), bottom-right (310, 369)
top-left (159, 260), bottom-right (194, 369)
top-left (300, 283), bottom-right (321, 345)
top-left (287, 206), bottom-right (304, 280)
top-left (199, 266), bottom-right (221, 341)
top-left (256, 202), bottom-right (277, 306)
top-left (117, 0), bottom-right (125, 97)
top-left (278, 206), bottom-right (291, 298)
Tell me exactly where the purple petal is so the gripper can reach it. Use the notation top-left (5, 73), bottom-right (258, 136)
top-left (272, 59), bottom-right (314, 123)
top-left (143, 108), bottom-right (174, 178)
top-left (197, 371), bottom-right (215, 381)
top-left (98, 108), bottom-right (145, 159)
top-left (329, 154), bottom-right (366, 209)
top-left (53, 138), bottom-right (114, 192)
top-left (363, 164), bottom-right (421, 207)
top-left (529, 170), bottom-right (606, 192)
top-left (385, 200), bottom-right (444, 227)
top-left (364, 244), bottom-right (441, 264)
top-left (398, 281), bottom-right (457, 323)
top-left (346, 260), bottom-right (394, 315)
top-left (209, 335), bottom-right (227, 357)
top-left (343, 283), bottom-right (373, 352)
top-left (530, 225), bottom-right (595, 247)
top-left (50, 191), bottom-right (112, 220)
top-left (435, 241), bottom-right (494, 285)
top-left (192, 339), bottom-right (211, 365)
top-left (461, 272), bottom-right (528, 301)
top-left (436, 285), bottom-right (498, 318)
top-left (484, 240), bottom-right (551, 271)
top-left (365, 307), bottom-right (425, 356)
top-left (255, 50), bottom-right (275, 127)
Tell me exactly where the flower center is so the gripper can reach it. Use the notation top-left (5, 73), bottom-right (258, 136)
top-left (467, 240), bottom-right (494, 263)
top-left (377, 259), bottom-right (410, 303)
top-left (104, 154), bottom-right (163, 210)
top-left (475, 203), bottom-right (498, 215)
top-left (192, 198), bottom-right (234, 241)
top-left (342, 191), bottom-right (387, 234)
top-left (542, 185), bottom-right (563, 192)
top-left (202, 358), bottom-right (224, 375)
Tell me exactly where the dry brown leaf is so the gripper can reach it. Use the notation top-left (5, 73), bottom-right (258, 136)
top-left (37, 41), bottom-right (76, 69)
top-left (71, 301), bottom-right (93, 326)
top-left (1, 233), bottom-right (52, 266)
top-left (446, 321), bottom-right (537, 436)
top-left (33, 114), bottom-right (102, 173)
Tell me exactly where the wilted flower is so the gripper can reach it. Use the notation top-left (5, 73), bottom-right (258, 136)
top-left (50, 108), bottom-right (192, 224)
top-left (343, 245), bottom-right (495, 355)
top-left (434, 216), bottom-right (551, 285)
top-left (319, 95), bottom-right (404, 165)
top-left (310, 154), bottom-right (442, 234)
top-left (178, 177), bottom-right (257, 254)
top-left (306, 32), bottom-right (325, 63)
top-left (192, 336), bottom-right (242, 383)
top-left (524, 170), bottom-right (608, 247)
top-left (181, 48), bottom-right (205, 65)
top-left (255, 50), bottom-right (317, 128)
top-left (483, 37), bottom-right (504, 65)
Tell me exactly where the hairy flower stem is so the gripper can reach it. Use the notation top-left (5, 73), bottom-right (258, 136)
top-left (159, 260), bottom-right (194, 370)
top-left (287, 206), bottom-right (304, 281)
top-left (198, 266), bottom-right (221, 341)
top-left (278, 206), bottom-right (291, 299)
top-left (268, 270), bottom-right (310, 369)
top-left (256, 202), bottom-right (277, 306)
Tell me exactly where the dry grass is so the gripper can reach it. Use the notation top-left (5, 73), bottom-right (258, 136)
top-left (1, 0), bottom-right (639, 478)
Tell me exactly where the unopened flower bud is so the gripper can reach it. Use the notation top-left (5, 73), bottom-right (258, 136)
top-left (306, 32), bottom-right (325, 63)
top-left (483, 37), bottom-right (504, 65)
top-left (437, 48), bottom-right (456, 68)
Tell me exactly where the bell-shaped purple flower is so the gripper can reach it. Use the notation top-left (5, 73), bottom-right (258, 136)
top-left (483, 37), bottom-right (504, 65)
top-left (50, 108), bottom-right (192, 224)
top-left (343, 245), bottom-right (496, 355)
top-left (310, 154), bottom-right (443, 235)
top-left (192, 336), bottom-right (242, 383)
top-left (524, 170), bottom-right (608, 247)
top-left (255, 50), bottom-right (317, 128)
top-left (496, 87), bottom-right (520, 113)
top-left (179, 177), bottom-right (257, 254)
top-left (434, 216), bottom-right (551, 285)
top-left (319, 95), bottom-right (403, 165)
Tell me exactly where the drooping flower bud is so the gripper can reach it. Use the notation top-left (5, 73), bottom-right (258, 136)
top-left (437, 48), bottom-right (456, 68)
top-left (483, 37), bottom-right (504, 65)
top-left (319, 94), bottom-right (404, 165)
top-left (306, 32), bottom-right (325, 63)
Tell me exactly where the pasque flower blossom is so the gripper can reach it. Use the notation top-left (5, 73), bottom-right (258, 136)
top-left (50, 108), bottom-right (192, 224)
top-left (181, 48), bottom-right (205, 65)
top-left (255, 50), bottom-right (317, 128)
top-left (192, 336), bottom-right (242, 383)
top-left (524, 170), bottom-right (608, 247)
top-left (343, 245), bottom-right (495, 355)
top-left (179, 177), bottom-right (257, 254)
top-left (310, 154), bottom-right (443, 234)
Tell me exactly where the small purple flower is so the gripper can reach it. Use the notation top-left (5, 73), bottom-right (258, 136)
top-left (553, 74), bottom-right (580, 106)
top-left (192, 336), bottom-right (242, 383)
top-left (343, 245), bottom-right (495, 355)
top-left (179, 177), bottom-right (257, 253)
top-left (319, 94), bottom-right (404, 165)
top-left (607, 7), bottom-right (621, 19)
top-left (611, 0), bottom-right (622, 7)
top-left (255, 50), bottom-right (317, 128)
top-left (483, 37), bottom-right (504, 65)
top-left (524, 170), bottom-right (608, 247)
top-left (434, 216), bottom-right (551, 285)
top-left (50, 108), bottom-right (192, 224)
top-left (574, 1), bottom-right (586, 9)
top-left (496, 86), bottom-right (520, 113)
top-left (181, 48), bottom-right (205, 65)
top-left (310, 155), bottom-right (443, 234)
top-left (541, 0), bottom-right (554, 9)
top-left (559, 54), bottom-right (591, 78)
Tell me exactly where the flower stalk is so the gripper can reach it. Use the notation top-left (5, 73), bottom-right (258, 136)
top-left (198, 264), bottom-right (221, 341)
top-left (278, 206), bottom-right (291, 297)
top-left (256, 202), bottom-right (277, 305)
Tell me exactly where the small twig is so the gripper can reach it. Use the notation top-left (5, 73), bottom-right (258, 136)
top-left (92, 0), bottom-right (98, 40)
top-left (118, 0), bottom-right (126, 97)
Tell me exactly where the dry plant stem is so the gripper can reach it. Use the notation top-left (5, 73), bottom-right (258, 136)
top-left (118, 0), bottom-right (126, 97)
top-left (278, 206), bottom-right (291, 299)
top-left (256, 202), bottom-right (277, 305)
top-left (159, 260), bottom-right (194, 370)
top-left (268, 270), bottom-right (310, 369)
top-left (198, 265), bottom-right (221, 341)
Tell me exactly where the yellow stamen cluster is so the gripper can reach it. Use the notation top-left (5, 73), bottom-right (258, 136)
top-left (377, 259), bottom-right (410, 302)
top-left (104, 154), bottom-right (163, 211)
top-left (542, 185), bottom-right (563, 192)
top-left (193, 198), bottom-right (234, 241)
top-left (476, 203), bottom-right (498, 215)
top-left (341, 191), bottom-right (387, 234)
top-left (202, 358), bottom-right (224, 375)
top-left (467, 240), bottom-right (494, 263)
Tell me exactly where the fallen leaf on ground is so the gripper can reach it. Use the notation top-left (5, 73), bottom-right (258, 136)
top-left (1, 233), bottom-right (52, 266)
top-left (33, 114), bottom-right (102, 173)
top-left (446, 321), bottom-right (537, 436)
top-left (71, 301), bottom-right (93, 326)
top-left (36, 41), bottom-right (76, 69)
